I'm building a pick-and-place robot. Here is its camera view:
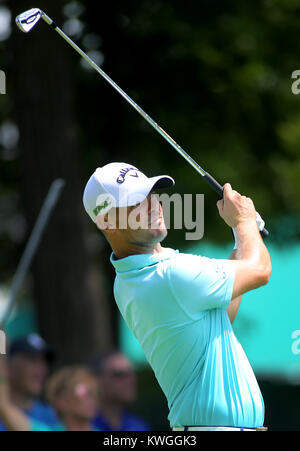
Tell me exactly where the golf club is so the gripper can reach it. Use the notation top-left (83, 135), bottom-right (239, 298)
top-left (16, 8), bottom-right (269, 237)
top-left (0, 178), bottom-right (65, 329)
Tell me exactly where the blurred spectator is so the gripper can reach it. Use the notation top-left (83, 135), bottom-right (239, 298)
top-left (90, 350), bottom-right (151, 431)
top-left (0, 354), bottom-right (101, 430)
top-left (43, 366), bottom-right (100, 431)
top-left (0, 333), bottom-right (59, 431)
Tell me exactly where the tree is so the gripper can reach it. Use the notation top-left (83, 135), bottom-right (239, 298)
top-left (2, 0), bottom-right (300, 363)
top-left (7, 0), bottom-right (113, 364)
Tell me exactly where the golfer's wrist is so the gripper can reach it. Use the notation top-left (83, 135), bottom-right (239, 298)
top-left (234, 217), bottom-right (257, 230)
top-left (232, 219), bottom-right (260, 247)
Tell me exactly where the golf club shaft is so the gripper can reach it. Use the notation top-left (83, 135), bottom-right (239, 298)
top-left (26, 11), bottom-right (268, 237)
top-left (0, 179), bottom-right (65, 329)
top-left (43, 16), bottom-right (207, 174)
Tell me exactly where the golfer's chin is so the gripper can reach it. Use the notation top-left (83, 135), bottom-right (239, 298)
top-left (147, 222), bottom-right (168, 242)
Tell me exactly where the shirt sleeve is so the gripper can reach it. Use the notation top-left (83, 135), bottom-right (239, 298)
top-left (167, 253), bottom-right (235, 315)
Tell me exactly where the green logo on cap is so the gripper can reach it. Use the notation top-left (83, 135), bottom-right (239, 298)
top-left (93, 198), bottom-right (111, 217)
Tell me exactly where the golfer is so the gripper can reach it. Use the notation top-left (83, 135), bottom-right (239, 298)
top-left (83, 162), bottom-right (272, 431)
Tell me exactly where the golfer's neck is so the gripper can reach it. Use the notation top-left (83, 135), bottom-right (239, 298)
top-left (113, 241), bottom-right (163, 259)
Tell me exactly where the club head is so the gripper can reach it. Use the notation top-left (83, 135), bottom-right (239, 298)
top-left (16, 8), bottom-right (43, 33)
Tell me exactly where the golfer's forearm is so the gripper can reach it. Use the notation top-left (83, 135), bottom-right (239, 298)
top-left (230, 221), bottom-right (271, 299)
top-left (234, 221), bottom-right (271, 274)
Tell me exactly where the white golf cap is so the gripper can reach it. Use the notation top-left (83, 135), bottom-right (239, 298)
top-left (83, 162), bottom-right (175, 223)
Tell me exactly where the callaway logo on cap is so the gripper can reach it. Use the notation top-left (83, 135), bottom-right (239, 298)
top-left (83, 162), bottom-right (175, 223)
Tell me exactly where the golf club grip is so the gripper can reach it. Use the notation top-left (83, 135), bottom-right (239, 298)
top-left (203, 172), bottom-right (269, 238)
top-left (203, 172), bottom-right (224, 197)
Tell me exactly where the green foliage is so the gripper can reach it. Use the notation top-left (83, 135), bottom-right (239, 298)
top-left (78, 0), bottom-right (300, 245)
top-left (1, 0), bottom-right (300, 278)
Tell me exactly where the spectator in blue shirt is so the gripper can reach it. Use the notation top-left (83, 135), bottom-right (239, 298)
top-left (91, 351), bottom-right (150, 431)
top-left (0, 333), bottom-right (59, 430)
top-left (0, 356), bottom-right (101, 431)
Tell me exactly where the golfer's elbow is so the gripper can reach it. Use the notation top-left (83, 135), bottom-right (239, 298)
top-left (232, 250), bottom-right (272, 298)
top-left (259, 266), bottom-right (272, 287)
top-left (254, 260), bottom-right (272, 288)
top-left (248, 242), bottom-right (272, 288)
top-left (264, 260), bottom-right (272, 284)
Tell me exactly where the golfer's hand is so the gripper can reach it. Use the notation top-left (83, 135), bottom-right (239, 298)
top-left (216, 183), bottom-right (256, 229)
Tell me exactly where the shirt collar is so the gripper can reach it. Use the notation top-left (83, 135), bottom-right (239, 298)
top-left (110, 247), bottom-right (178, 272)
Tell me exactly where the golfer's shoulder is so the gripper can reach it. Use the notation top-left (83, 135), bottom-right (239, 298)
top-left (166, 252), bottom-right (234, 297)
top-left (170, 250), bottom-right (209, 265)
top-left (165, 251), bottom-right (209, 280)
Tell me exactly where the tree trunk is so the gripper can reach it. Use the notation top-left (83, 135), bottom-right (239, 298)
top-left (9, 0), bottom-right (113, 364)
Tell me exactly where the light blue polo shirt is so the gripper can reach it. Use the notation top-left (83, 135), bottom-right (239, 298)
top-left (111, 247), bottom-right (264, 428)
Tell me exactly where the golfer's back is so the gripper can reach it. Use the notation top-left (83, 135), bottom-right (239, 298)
top-left (111, 248), bottom-right (264, 428)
